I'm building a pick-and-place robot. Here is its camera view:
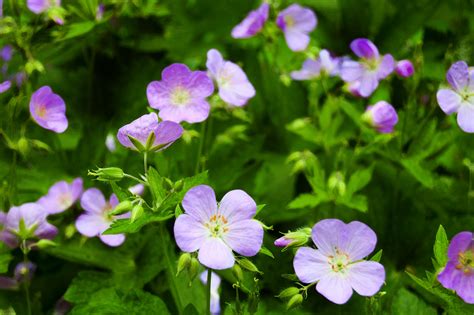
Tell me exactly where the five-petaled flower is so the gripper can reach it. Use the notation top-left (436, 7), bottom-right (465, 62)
top-left (438, 231), bottom-right (474, 304)
top-left (276, 4), bottom-right (317, 52)
top-left (231, 2), bottom-right (269, 39)
top-left (293, 219), bottom-right (385, 304)
top-left (147, 64), bottom-right (214, 124)
top-left (29, 86), bottom-right (68, 133)
top-left (362, 101), bottom-right (398, 134)
top-left (436, 61), bottom-right (474, 133)
top-left (291, 49), bottom-right (343, 80)
top-left (174, 185), bottom-right (264, 270)
top-left (38, 178), bottom-right (83, 215)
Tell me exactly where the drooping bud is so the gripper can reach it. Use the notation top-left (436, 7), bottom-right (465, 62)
top-left (277, 287), bottom-right (300, 299)
top-left (286, 294), bottom-right (303, 310)
top-left (274, 227), bottom-right (312, 250)
top-left (395, 60), bottom-right (414, 77)
top-left (14, 262), bottom-right (36, 283)
top-left (176, 252), bottom-right (192, 277)
top-left (33, 239), bottom-right (57, 249)
top-left (88, 167), bottom-right (124, 182)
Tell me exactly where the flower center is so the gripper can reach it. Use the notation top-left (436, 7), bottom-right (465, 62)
top-left (102, 203), bottom-right (115, 222)
top-left (363, 58), bottom-right (380, 71)
top-left (284, 15), bottom-right (295, 28)
top-left (58, 193), bottom-right (72, 208)
top-left (217, 70), bottom-right (233, 89)
top-left (36, 104), bottom-right (48, 118)
top-left (457, 249), bottom-right (474, 274)
top-left (204, 214), bottom-right (229, 238)
top-left (171, 87), bottom-right (190, 106)
top-left (328, 248), bottom-right (350, 273)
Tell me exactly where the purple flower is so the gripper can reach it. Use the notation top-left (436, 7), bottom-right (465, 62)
top-left (29, 86), bottom-right (68, 133)
top-left (27, 0), bottom-right (60, 14)
top-left (129, 183), bottom-right (144, 196)
top-left (14, 262), bottom-right (36, 283)
top-left (174, 185), bottom-right (264, 270)
top-left (276, 4), bottom-right (317, 52)
top-left (0, 203), bottom-right (58, 248)
top-left (362, 101), bottom-right (398, 133)
top-left (105, 133), bottom-right (116, 152)
top-left (395, 60), bottom-right (414, 77)
top-left (274, 236), bottom-right (292, 247)
top-left (75, 188), bottom-right (128, 247)
top-left (0, 80), bottom-right (11, 94)
top-left (206, 49), bottom-right (255, 107)
top-left (37, 178), bottom-right (83, 215)
top-left (200, 270), bottom-right (221, 315)
top-left (117, 112), bottom-right (183, 151)
top-left (147, 64), bottom-right (214, 123)
top-left (96, 3), bottom-right (105, 21)
top-left (341, 38), bottom-right (395, 97)
top-left (291, 49), bottom-right (342, 80)
top-left (274, 227), bottom-right (312, 249)
top-left (438, 231), bottom-right (474, 304)
top-left (436, 61), bottom-right (474, 133)
top-left (231, 3), bottom-right (269, 39)
top-left (293, 219), bottom-right (385, 305)
top-left (0, 45), bottom-right (13, 62)
top-left (14, 72), bottom-right (26, 87)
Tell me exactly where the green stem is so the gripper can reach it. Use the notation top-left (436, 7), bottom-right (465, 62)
top-left (206, 269), bottom-right (212, 315)
top-left (143, 151), bottom-right (148, 174)
top-left (21, 241), bottom-right (32, 315)
top-left (194, 121), bottom-right (207, 174)
top-left (123, 174), bottom-right (147, 185)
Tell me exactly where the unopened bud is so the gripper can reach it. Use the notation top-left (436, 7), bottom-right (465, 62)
top-left (188, 257), bottom-right (200, 284)
top-left (238, 259), bottom-right (262, 274)
top-left (327, 171), bottom-right (346, 196)
top-left (17, 137), bottom-right (30, 156)
top-left (174, 179), bottom-right (183, 191)
top-left (111, 200), bottom-right (133, 215)
top-left (64, 224), bottom-right (76, 239)
top-left (130, 204), bottom-right (144, 223)
top-left (275, 228), bottom-right (312, 250)
top-left (88, 167), bottom-right (124, 181)
top-left (277, 287), bottom-right (300, 299)
top-left (287, 294), bottom-right (303, 310)
top-left (176, 253), bottom-right (192, 277)
top-left (232, 264), bottom-right (244, 282)
top-left (34, 239), bottom-right (57, 249)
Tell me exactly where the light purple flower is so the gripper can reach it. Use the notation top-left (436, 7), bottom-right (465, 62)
top-left (27, 0), bottom-right (60, 14)
top-left (395, 60), bottom-right (414, 77)
top-left (0, 45), bottom-right (12, 62)
top-left (76, 188), bottom-right (128, 247)
top-left (96, 3), bottom-right (105, 21)
top-left (37, 178), bottom-right (83, 214)
top-left (14, 262), bottom-right (36, 283)
top-left (363, 101), bottom-right (398, 133)
top-left (206, 49), bottom-right (255, 107)
top-left (231, 3), bottom-right (269, 39)
top-left (129, 183), bottom-right (144, 196)
top-left (14, 72), bottom-right (26, 87)
top-left (0, 203), bottom-right (58, 248)
top-left (341, 38), bottom-right (395, 97)
top-left (105, 133), bottom-right (116, 152)
top-left (0, 0), bottom-right (3, 18)
top-left (200, 270), bottom-right (221, 315)
top-left (293, 219), bottom-right (385, 305)
top-left (174, 185), bottom-right (264, 270)
top-left (436, 61), bottom-right (474, 133)
top-left (291, 49), bottom-right (342, 80)
top-left (116, 112), bottom-right (183, 151)
top-left (29, 86), bottom-right (68, 133)
top-left (0, 80), bottom-right (11, 93)
top-left (438, 231), bottom-right (474, 304)
top-left (147, 64), bottom-right (214, 123)
top-left (276, 4), bottom-right (317, 52)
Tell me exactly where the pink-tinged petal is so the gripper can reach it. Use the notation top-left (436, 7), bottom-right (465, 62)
top-left (311, 219), bottom-right (346, 256)
top-left (206, 49), bottom-right (224, 77)
top-left (342, 221), bottom-right (377, 261)
top-left (358, 73), bottom-right (379, 97)
top-left (231, 3), bottom-right (269, 39)
top-left (198, 237), bottom-right (235, 270)
top-left (350, 38), bottom-right (379, 59)
top-left (284, 30), bottom-right (310, 52)
top-left (436, 89), bottom-right (462, 114)
top-left (117, 113), bottom-right (159, 149)
top-left (456, 274), bottom-right (474, 304)
top-left (182, 185), bottom-right (217, 222)
top-left (187, 71), bottom-right (214, 99)
top-left (447, 231), bottom-right (473, 260)
top-left (5, 203), bottom-right (47, 232)
top-left (457, 105), bottom-right (474, 133)
top-left (0, 80), bottom-right (11, 93)
top-left (27, 0), bottom-right (50, 14)
top-left (153, 120), bottom-right (183, 149)
top-left (217, 62), bottom-right (255, 106)
top-left (158, 99), bottom-right (210, 123)
top-left (224, 219), bottom-right (263, 256)
top-left (75, 213), bottom-right (109, 237)
top-left (29, 86), bottom-right (68, 133)
top-left (294, 247), bottom-right (331, 283)
top-left (218, 189), bottom-right (256, 222)
top-left (376, 54), bottom-right (395, 80)
top-left (99, 233), bottom-right (125, 247)
top-left (447, 61), bottom-right (469, 91)
top-left (340, 60), bottom-right (364, 82)
top-left (200, 270), bottom-right (222, 292)
top-left (291, 58), bottom-right (321, 80)
top-left (395, 60), bottom-right (414, 77)
top-left (129, 184), bottom-right (145, 196)
top-left (162, 63), bottom-right (192, 84)
top-left (147, 81), bottom-right (171, 110)
top-left (291, 6), bottom-right (317, 32)
top-left (173, 214), bottom-right (208, 252)
top-left (316, 273), bottom-right (353, 304)
top-left (80, 188), bottom-right (106, 214)
top-left (347, 261), bottom-right (385, 296)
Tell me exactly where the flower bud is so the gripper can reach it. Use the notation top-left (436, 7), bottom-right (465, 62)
top-left (88, 167), bottom-right (124, 182)
top-left (173, 179), bottom-right (184, 191)
top-left (64, 224), bottom-right (76, 239)
top-left (176, 252), bottom-right (192, 277)
top-left (275, 228), bottom-right (312, 250)
top-left (232, 264), bottom-right (244, 282)
top-left (33, 239), bottom-right (57, 249)
top-left (110, 200), bottom-right (133, 216)
top-left (188, 257), bottom-right (200, 284)
top-left (130, 204), bottom-right (144, 223)
top-left (362, 101), bottom-right (398, 134)
top-left (238, 259), bottom-right (262, 274)
top-left (277, 287), bottom-right (300, 299)
top-left (286, 294), bottom-right (303, 310)
top-left (327, 171), bottom-right (346, 196)
top-left (17, 137), bottom-right (30, 157)
top-left (395, 60), bottom-right (414, 77)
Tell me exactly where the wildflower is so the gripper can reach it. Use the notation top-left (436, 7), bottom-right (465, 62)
top-left (38, 178), bottom-right (83, 214)
top-left (174, 185), bottom-right (264, 270)
top-left (29, 86), bottom-right (68, 133)
top-left (436, 61), bottom-right (474, 133)
top-left (395, 60), bottom-right (414, 77)
top-left (147, 64), bottom-right (214, 123)
top-left (0, 45), bottom-right (12, 62)
top-left (105, 133), bottom-right (116, 152)
top-left (200, 270), bottom-right (221, 315)
top-left (293, 219), bottom-right (385, 304)
top-left (96, 3), bottom-right (105, 21)
top-left (27, 0), bottom-right (63, 24)
top-left (291, 49), bottom-right (341, 80)
top-left (206, 49), bottom-right (255, 107)
top-left (129, 183), bottom-right (144, 196)
top-left (362, 101), bottom-right (398, 133)
top-left (0, 80), bottom-right (11, 94)
top-left (0, 203), bottom-right (58, 248)
top-left (438, 231), bottom-right (474, 304)
top-left (116, 112), bottom-right (183, 151)
top-left (0, 262), bottom-right (36, 290)
top-left (276, 4), bottom-right (317, 52)
top-left (75, 189), bottom-right (129, 247)
top-left (231, 3), bottom-right (269, 39)
top-left (340, 38), bottom-right (395, 97)
top-left (274, 227), bottom-right (312, 249)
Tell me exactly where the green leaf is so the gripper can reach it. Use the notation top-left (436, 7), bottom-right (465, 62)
top-left (256, 204), bottom-right (266, 215)
top-left (147, 167), bottom-right (167, 205)
top-left (103, 212), bottom-right (174, 234)
top-left (433, 225), bottom-right (449, 267)
top-left (64, 271), bottom-right (113, 304)
top-left (259, 246), bottom-right (275, 259)
top-left (391, 288), bottom-right (437, 315)
top-left (338, 194), bottom-right (368, 212)
top-left (287, 193), bottom-right (324, 209)
top-left (346, 165), bottom-right (374, 196)
top-left (370, 249), bottom-right (383, 262)
top-left (401, 158), bottom-right (435, 189)
top-left (286, 118), bottom-right (319, 144)
top-left (0, 251), bottom-right (12, 273)
top-left (58, 21), bottom-right (95, 41)
top-left (110, 182), bottom-right (132, 202)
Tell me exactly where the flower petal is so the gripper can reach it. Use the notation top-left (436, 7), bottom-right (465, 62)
top-left (358, 73), bottom-right (379, 97)
top-left (153, 120), bottom-right (183, 149)
top-left (348, 261), bottom-right (385, 296)
top-left (284, 30), bottom-right (310, 52)
top-left (447, 61), bottom-right (469, 91)
top-left (173, 214), bottom-right (208, 252)
top-left (291, 59), bottom-right (321, 80)
top-left (182, 185), bottom-right (217, 222)
top-left (447, 231), bottom-right (473, 260)
top-left (35, 221), bottom-right (58, 240)
top-left (206, 49), bottom-right (225, 78)
top-left (162, 63), bottom-right (192, 84)
top-left (218, 189), bottom-right (256, 222)
top-left (80, 188), bottom-right (106, 214)
top-left (187, 71), bottom-right (214, 99)
top-left (311, 219), bottom-right (346, 256)
top-left (376, 54), bottom-right (395, 79)
top-left (224, 219), bottom-right (263, 256)
top-left (147, 81), bottom-right (171, 110)
top-left (340, 60), bottom-right (364, 82)
top-left (158, 99), bottom-right (210, 124)
top-left (436, 89), bottom-right (462, 114)
top-left (457, 104), bottom-right (474, 133)
top-left (75, 214), bottom-right (109, 237)
top-left (99, 234), bottom-right (126, 247)
top-left (316, 273), bottom-right (353, 304)
top-left (198, 237), bottom-right (235, 270)
top-left (342, 221), bottom-right (378, 261)
top-left (350, 38), bottom-right (379, 59)
top-left (294, 247), bottom-right (331, 283)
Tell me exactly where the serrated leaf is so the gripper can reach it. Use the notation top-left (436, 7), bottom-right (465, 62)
top-left (401, 158), bottom-right (435, 189)
top-left (110, 182), bottom-right (132, 202)
top-left (147, 167), bottom-right (166, 205)
top-left (347, 165), bottom-right (374, 196)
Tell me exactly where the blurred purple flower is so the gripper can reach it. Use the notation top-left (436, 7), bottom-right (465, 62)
top-left (0, 80), bottom-right (11, 94)
top-left (395, 60), bottom-right (414, 77)
top-left (174, 185), bottom-right (263, 270)
top-left (27, 0), bottom-right (60, 14)
top-left (436, 61), bottom-right (474, 133)
top-left (14, 72), bottom-right (26, 87)
top-left (293, 219), bottom-right (385, 304)
top-left (14, 262), bottom-right (36, 283)
top-left (129, 183), bottom-right (144, 196)
top-left (0, 45), bottom-right (13, 62)
top-left (231, 3), bottom-right (269, 39)
top-left (105, 133), bottom-right (116, 152)
top-left (206, 49), bottom-right (255, 107)
top-left (29, 86), bottom-right (68, 133)
top-left (438, 231), bottom-right (474, 304)
top-left (76, 188), bottom-right (128, 247)
top-left (276, 4), bottom-right (317, 52)
top-left (341, 38), bottom-right (395, 97)
top-left (200, 270), bottom-right (221, 315)
top-left (0, 203), bottom-right (58, 248)
top-left (117, 112), bottom-right (183, 151)
top-left (147, 64), bottom-right (214, 123)
top-left (291, 49), bottom-right (342, 80)
top-left (96, 3), bottom-right (105, 21)
top-left (38, 178), bottom-right (83, 215)
top-left (363, 101), bottom-right (398, 133)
